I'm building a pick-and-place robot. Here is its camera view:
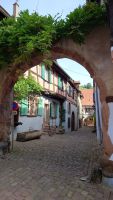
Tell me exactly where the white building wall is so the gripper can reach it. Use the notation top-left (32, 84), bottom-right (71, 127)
top-left (13, 96), bottom-right (61, 139)
top-left (13, 116), bottom-right (43, 140)
top-left (14, 63), bottom-right (79, 137)
top-left (63, 101), bottom-right (78, 133)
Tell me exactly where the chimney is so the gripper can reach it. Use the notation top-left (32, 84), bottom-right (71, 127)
top-left (13, 2), bottom-right (19, 18)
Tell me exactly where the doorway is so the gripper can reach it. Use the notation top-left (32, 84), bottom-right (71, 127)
top-left (71, 112), bottom-right (75, 131)
top-left (44, 104), bottom-right (49, 124)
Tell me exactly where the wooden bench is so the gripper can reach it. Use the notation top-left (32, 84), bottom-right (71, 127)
top-left (16, 130), bottom-right (42, 142)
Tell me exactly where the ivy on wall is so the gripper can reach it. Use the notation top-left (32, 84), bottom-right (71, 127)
top-left (0, 3), bottom-right (106, 69)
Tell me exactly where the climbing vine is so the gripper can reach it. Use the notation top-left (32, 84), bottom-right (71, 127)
top-left (0, 3), bottom-right (106, 69)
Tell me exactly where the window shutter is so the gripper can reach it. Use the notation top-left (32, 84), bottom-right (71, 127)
top-left (56, 104), bottom-right (59, 117)
top-left (58, 76), bottom-right (63, 89)
top-left (20, 99), bottom-right (28, 116)
top-left (58, 76), bottom-right (61, 88)
top-left (49, 70), bottom-right (52, 83)
top-left (37, 98), bottom-right (43, 116)
top-left (50, 103), bottom-right (54, 118)
top-left (41, 64), bottom-right (45, 79)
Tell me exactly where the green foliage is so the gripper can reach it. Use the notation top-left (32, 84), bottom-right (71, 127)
top-left (55, 3), bottom-right (106, 43)
top-left (14, 75), bottom-right (43, 101)
top-left (0, 3), bottom-right (107, 69)
top-left (0, 10), bottom-right (55, 68)
top-left (80, 82), bottom-right (93, 89)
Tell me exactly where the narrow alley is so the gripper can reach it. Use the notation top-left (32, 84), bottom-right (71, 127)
top-left (0, 127), bottom-right (112, 200)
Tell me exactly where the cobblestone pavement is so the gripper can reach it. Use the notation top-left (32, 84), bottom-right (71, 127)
top-left (0, 127), bottom-right (112, 200)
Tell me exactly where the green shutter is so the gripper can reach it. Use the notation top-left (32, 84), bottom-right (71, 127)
top-left (56, 104), bottom-right (59, 117)
top-left (58, 76), bottom-right (62, 89)
top-left (20, 99), bottom-right (28, 116)
top-left (41, 64), bottom-right (45, 79)
top-left (50, 103), bottom-right (54, 118)
top-left (38, 98), bottom-right (43, 116)
top-left (48, 70), bottom-right (52, 83)
top-left (58, 76), bottom-right (61, 88)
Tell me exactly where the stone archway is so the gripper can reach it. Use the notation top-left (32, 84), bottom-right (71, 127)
top-left (0, 25), bottom-right (113, 161)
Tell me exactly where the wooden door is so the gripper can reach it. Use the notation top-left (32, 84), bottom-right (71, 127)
top-left (71, 112), bottom-right (75, 131)
top-left (44, 104), bottom-right (49, 124)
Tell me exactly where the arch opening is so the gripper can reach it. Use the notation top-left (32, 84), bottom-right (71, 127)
top-left (0, 26), bottom-right (112, 162)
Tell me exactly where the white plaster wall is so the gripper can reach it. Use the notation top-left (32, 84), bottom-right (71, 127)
top-left (50, 84), bottom-right (54, 91)
top-left (64, 101), bottom-right (78, 133)
top-left (38, 77), bottom-right (43, 86)
top-left (54, 73), bottom-right (58, 85)
top-left (31, 66), bottom-right (37, 73)
top-left (13, 96), bottom-right (44, 140)
top-left (13, 96), bottom-right (78, 139)
top-left (30, 72), bottom-right (37, 81)
top-left (13, 116), bottom-right (43, 140)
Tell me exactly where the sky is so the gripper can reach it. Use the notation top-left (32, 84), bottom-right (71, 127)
top-left (1, 0), bottom-right (93, 85)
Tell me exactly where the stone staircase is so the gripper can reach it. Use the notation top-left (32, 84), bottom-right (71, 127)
top-left (42, 124), bottom-right (65, 136)
top-left (56, 127), bottom-right (65, 134)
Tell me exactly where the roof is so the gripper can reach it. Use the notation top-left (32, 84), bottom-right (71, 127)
top-left (53, 60), bottom-right (70, 80)
top-left (0, 5), bottom-right (10, 19)
top-left (81, 89), bottom-right (93, 106)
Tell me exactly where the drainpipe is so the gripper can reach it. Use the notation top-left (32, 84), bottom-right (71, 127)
top-left (13, 2), bottom-right (19, 19)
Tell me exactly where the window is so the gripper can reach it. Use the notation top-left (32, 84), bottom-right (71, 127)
top-left (41, 63), bottom-right (45, 79)
top-left (67, 85), bottom-right (72, 96)
top-left (37, 97), bottom-right (43, 116)
top-left (20, 99), bottom-right (28, 116)
top-left (20, 96), bottom-right (38, 117)
top-left (50, 102), bottom-right (59, 118)
top-left (69, 86), bottom-right (71, 96)
top-left (68, 86), bottom-right (73, 97)
top-left (28, 96), bottom-right (37, 116)
top-left (41, 63), bottom-right (52, 83)
top-left (45, 68), bottom-right (49, 82)
top-left (58, 76), bottom-right (63, 90)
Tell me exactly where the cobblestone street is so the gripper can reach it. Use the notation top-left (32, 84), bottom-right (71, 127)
top-left (0, 127), bottom-right (112, 200)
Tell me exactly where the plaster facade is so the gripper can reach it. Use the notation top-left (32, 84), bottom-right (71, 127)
top-left (14, 61), bottom-right (80, 138)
